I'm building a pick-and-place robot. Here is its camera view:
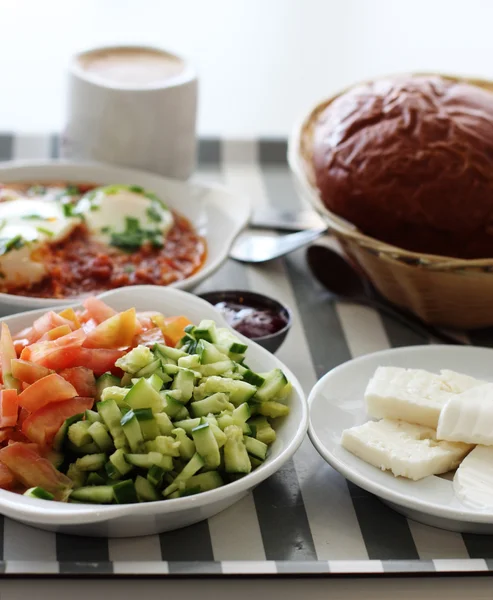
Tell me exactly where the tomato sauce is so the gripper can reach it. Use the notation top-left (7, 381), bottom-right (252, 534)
top-left (0, 182), bottom-right (207, 298)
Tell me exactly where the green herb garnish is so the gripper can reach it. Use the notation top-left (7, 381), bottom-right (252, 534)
top-left (124, 264), bottom-right (135, 273)
top-left (36, 226), bottom-right (54, 237)
top-left (64, 185), bottom-right (80, 196)
top-left (146, 203), bottom-right (162, 223)
top-left (0, 235), bottom-right (25, 255)
top-left (110, 217), bottom-right (165, 251)
top-left (129, 185), bottom-right (144, 194)
top-left (101, 226), bottom-right (111, 234)
top-left (62, 202), bottom-right (75, 218)
top-left (21, 214), bottom-right (44, 220)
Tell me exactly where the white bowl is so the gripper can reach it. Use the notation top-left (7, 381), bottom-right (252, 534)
top-left (0, 160), bottom-right (250, 312)
top-left (308, 345), bottom-right (493, 534)
top-left (0, 285), bottom-right (307, 537)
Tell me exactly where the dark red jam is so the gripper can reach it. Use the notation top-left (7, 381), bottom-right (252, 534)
top-left (214, 301), bottom-right (288, 339)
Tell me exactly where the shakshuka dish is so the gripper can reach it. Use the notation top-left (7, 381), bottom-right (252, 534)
top-left (0, 182), bottom-right (206, 298)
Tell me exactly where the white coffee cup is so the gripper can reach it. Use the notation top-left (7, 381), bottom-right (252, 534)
top-left (61, 45), bottom-right (198, 180)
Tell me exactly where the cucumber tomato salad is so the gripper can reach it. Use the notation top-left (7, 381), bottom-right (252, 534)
top-left (0, 297), bottom-right (291, 504)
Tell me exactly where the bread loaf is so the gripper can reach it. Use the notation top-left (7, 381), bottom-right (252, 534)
top-left (312, 75), bottom-right (493, 258)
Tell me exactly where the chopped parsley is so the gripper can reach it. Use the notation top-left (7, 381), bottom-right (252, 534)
top-left (0, 235), bottom-right (25, 256)
top-left (110, 216), bottom-right (164, 251)
top-left (146, 203), bottom-right (162, 223)
top-left (36, 226), bottom-right (54, 237)
top-left (21, 214), bottom-right (44, 220)
top-left (129, 185), bottom-right (144, 194)
top-left (64, 185), bottom-right (80, 196)
top-left (62, 202), bottom-right (76, 218)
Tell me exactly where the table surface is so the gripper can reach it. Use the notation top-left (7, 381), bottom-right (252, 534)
top-left (1, 135), bottom-right (493, 597)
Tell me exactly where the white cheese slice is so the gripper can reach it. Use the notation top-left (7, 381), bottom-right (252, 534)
top-left (365, 367), bottom-right (485, 428)
top-left (341, 419), bottom-right (473, 481)
top-left (454, 445), bottom-right (493, 509)
top-left (437, 383), bottom-right (493, 445)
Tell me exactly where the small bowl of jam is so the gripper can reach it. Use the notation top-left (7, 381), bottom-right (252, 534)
top-left (198, 290), bottom-right (292, 354)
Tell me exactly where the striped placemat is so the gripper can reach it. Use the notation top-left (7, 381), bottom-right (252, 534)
top-left (0, 134), bottom-right (491, 577)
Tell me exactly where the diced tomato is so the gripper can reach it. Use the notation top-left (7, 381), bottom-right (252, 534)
top-left (151, 315), bottom-right (193, 347)
top-left (83, 308), bottom-right (138, 349)
top-left (11, 359), bottom-right (54, 384)
top-left (0, 429), bottom-right (13, 445)
top-left (13, 338), bottom-right (31, 355)
top-left (137, 311), bottom-right (162, 332)
top-left (22, 396), bottom-right (93, 446)
top-left (30, 311), bottom-right (76, 342)
top-left (72, 348), bottom-right (126, 376)
top-left (0, 461), bottom-right (15, 489)
top-left (0, 389), bottom-right (18, 428)
top-left (0, 323), bottom-right (20, 390)
top-left (18, 408), bottom-right (29, 428)
top-left (17, 373), bottom-right (77, 412)
top-left (39, 324), bottom-right (72, 341)
top-left (0, 443), bottom-right (72, 499)
top-left (21, 329), bottom-right (86, 368)
top-left (7, 429), bottom-right (31, 444)
top-left (57, 307), bottom-right (81, 329)
top-left (81, 318), bottom-right (98, 334)
top-left (83, 297), bottom-right (117, 324)
top-left (59, 367), bottom-right (97, 398)
top-left (135, 326), bottom-right (165, 348)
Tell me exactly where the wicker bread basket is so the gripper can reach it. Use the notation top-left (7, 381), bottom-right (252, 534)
top-left (288, 73), bottom-right (493, 330)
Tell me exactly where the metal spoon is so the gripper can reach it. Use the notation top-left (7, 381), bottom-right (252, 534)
top-left (306, 244), bottom-right (467, 345)
top-left (230, 226), bottom-right (328, 263)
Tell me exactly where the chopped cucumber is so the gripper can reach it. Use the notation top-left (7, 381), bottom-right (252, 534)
top-left (147, 464), bottom-right (166, 488)
top-left (190, 393), bottom-right (235, 417)
top-left (113, 480), bottom-right (138, 504)
top-left (193, 377), bottom-right (256, 406)
top-left (88, 421), bottom-right (114, 452)
top-left (87, 472), bottom-right (106, 486)
top-left (248, 416), bottom-right (276, 445)
top-left (161, 393), bottom-right (188, 418)
top-left (254, 369), bottom-right (288, 402)
top-left (97, 399), bottom-right (127, 449)
top-left (75, 453), bottom-right (106, 472)
top-left (125, 452), bottom-right (163, 469)
top-left (100, 386), bottom-right (129, 406)
top-left (173, 417), bottom-right (201, 435)
top-left (242, 370), bottom-right (266, 387)
top-left (163, 452), bottom-right (205, 496)
top-left (53, 413), bottom-right (84, 451)
top-left (193, 319), bottom-right (218, 343)
top-left (155, 412), bottom-right (174, 435)
top-left (216, 328), bottom-right (248, 355)
top-left (115, 345), bottom-right (154, 374)
top-left (135, 475), bottom-right (159, 502)
top-left (66, 464), bottom-right (86, 488)
top-left (133, 407), bottom-right (160, 440)
top-left (177, 354), bottom-right (201, 370)
top-left (185, 471), bottom-right (223, 493)
top-left (121, 410), bottom-right (145, 453)
top-left (96, 372), bottom-right (120, 400)
top-left (172, 428), bottom-right (196, 460)
top-left (85, 409), bottom-right (101, 424)
top-left (109, 448), bottom-right (133, 476)
top-left (224, 425), bottom-right (251, 474)
top-left (196, 339), bottom-right (229, 364)
top-left (68, 421), bottom-right (92, 447)
top-left (154, 343), bottom-right (187, 362)
top-left (197, 361), bottom-right (236, 377)
top-left (250, 456), bottom-right (264, 470)
top-left (125, 378), bottom-right (163, 413)
top-left (171, 368), bottom-right (195, 402)
top-left (191, 422), bottom-right (220, 469)
top-left (135, 359), bottom-right (161, 378)
top-left (258, 400), bottom-right (290, 418)
top-left (146, 435), bottom-right (181, 457)
top-left (24, 486), bottom-right (54, 501)
top-left (44, 449), bottom-right (64, 469)
top-left (244, 436), bottom-right (268, 460)
top-left (70, 486), bottom-right (115, 504)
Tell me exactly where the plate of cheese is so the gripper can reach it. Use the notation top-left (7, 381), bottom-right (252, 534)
top-left (308, 345), bottom-right (493, 533)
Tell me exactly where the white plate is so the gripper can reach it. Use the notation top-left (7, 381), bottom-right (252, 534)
top-left (0, 285), bottom-right (307, 537)
top-left (308, 345), bottom-right (493, 534)
top-left (0, 160), bottom-right (250, 311)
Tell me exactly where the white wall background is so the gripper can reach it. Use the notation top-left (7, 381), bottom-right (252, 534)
top-left (1, 0), bottom-right (493, 137)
